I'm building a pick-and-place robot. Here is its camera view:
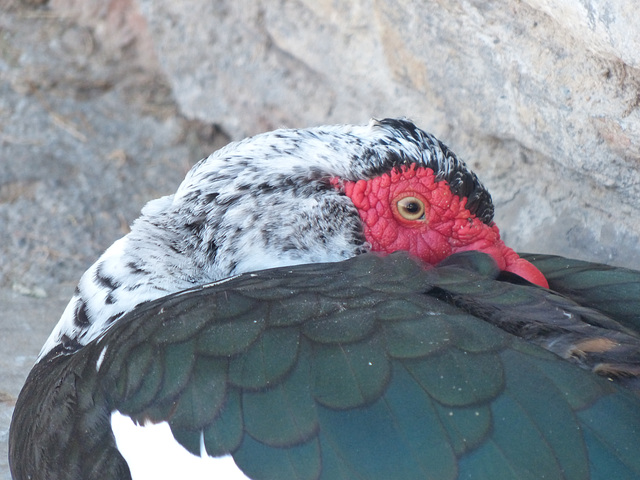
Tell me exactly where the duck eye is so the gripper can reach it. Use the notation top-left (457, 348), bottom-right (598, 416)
top-left (396, 196), bottom-right (426, 221)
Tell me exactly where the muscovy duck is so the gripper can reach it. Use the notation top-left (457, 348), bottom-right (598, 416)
top-left (9, 118), bottom-right (640, 480)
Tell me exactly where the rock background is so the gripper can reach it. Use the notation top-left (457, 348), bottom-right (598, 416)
top-left (136, 0), bottom-right (640, 266)
top-left (1, 0), bottom-right (639, 478)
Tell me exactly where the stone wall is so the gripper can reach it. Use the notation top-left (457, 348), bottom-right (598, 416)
top-left (52, 0), bottom-right (640, 267)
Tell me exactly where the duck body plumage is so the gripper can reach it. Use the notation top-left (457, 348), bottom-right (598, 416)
top-left (10, 251), bottom-right (640, 480)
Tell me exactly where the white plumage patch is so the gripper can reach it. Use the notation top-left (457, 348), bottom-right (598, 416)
top-left (95, 345), bottom-right (108, 372)
top-left (111, 411), bottom-right (251, 480)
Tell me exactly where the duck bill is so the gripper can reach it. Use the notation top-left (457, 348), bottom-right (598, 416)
top-left (452, 240), bottom-right (549, 288)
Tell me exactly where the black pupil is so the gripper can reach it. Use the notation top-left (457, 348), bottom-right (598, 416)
top-left (405, 202), bottom-right (419, 213)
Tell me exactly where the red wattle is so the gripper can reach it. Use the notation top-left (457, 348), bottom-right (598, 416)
top-left (454, 241), bottom-right (549, 288)
top-left (339, 166), bottom-right (549, 288)
top-left (505, 257), bottom-right (550, 288)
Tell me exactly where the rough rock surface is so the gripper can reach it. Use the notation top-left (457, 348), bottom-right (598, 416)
top-left (1, 0), bottom-right (640, 478)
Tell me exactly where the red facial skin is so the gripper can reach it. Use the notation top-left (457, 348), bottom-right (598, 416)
top-left (339, 165), bottom-right (549, 288)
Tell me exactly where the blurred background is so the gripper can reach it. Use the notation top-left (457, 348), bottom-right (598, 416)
top-left (2, 1), bottom-right (639, 477)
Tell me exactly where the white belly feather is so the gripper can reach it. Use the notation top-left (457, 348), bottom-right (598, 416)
top-left (111, 411), bottom-right (251, 480)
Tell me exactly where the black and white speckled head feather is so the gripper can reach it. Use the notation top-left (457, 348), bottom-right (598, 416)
top-left (39, 118), bottom-right (492, 360)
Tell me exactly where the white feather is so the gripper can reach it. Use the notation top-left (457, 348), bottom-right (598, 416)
top-left (111, 411), bottom-right (251, 480)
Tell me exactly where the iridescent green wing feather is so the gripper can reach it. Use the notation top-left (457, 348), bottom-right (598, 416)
top-left (12, 252), bottom-right (640, 480)
top-left (522, 253), bottom-right (640, 333)
top-left (101, 252), bottom-right (640, 479)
